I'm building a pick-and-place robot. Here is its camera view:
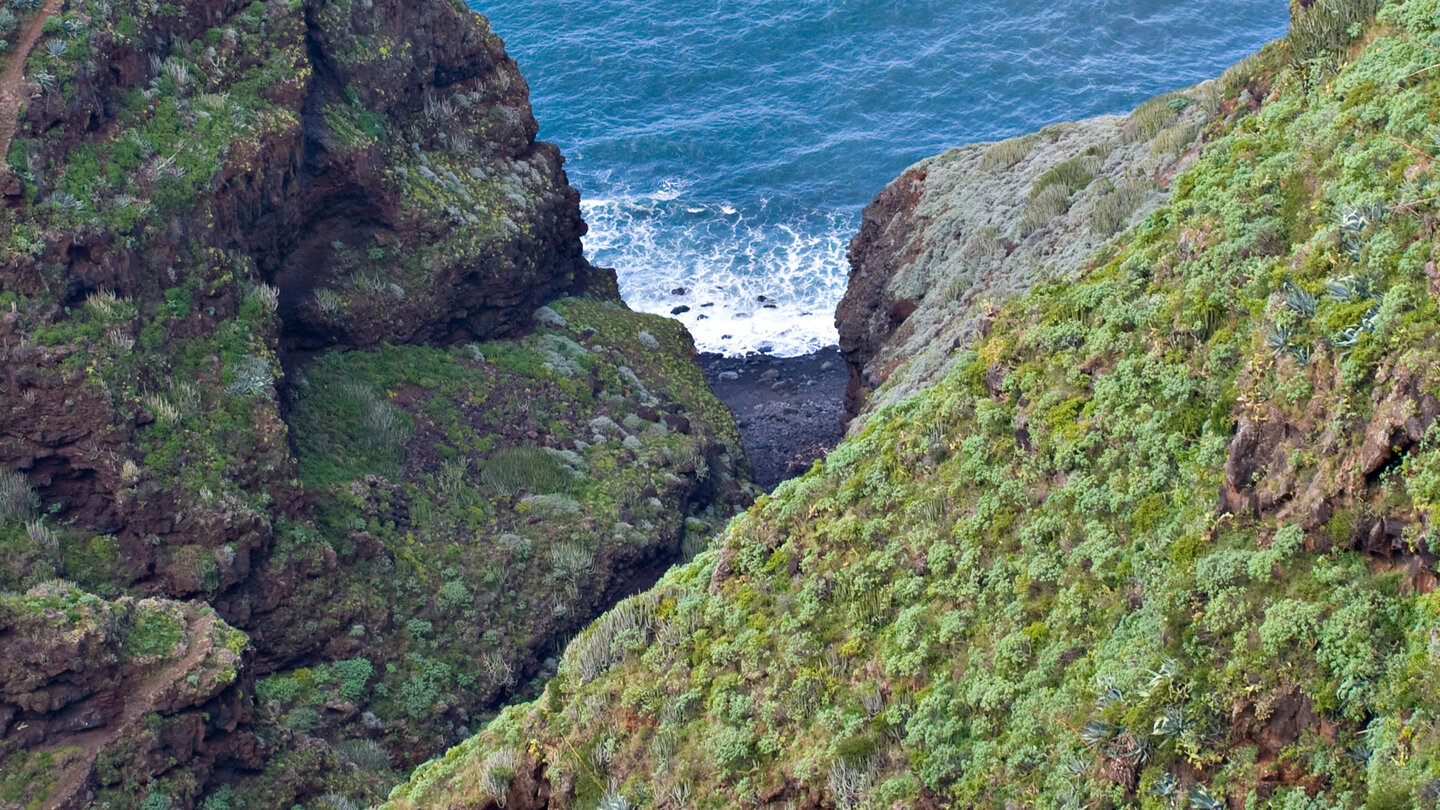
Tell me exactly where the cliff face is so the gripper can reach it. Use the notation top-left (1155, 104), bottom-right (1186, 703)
top-left (0, 0), bottom-right (603, 601)
top-left (836, 85), bottom-right (1221, 414)
top-left (385, 2), bottom-right (1440, 808)
top-left (0, 1), bottom-right (749, 807)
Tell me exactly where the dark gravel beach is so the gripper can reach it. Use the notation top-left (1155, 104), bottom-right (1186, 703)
top-left (700, 346), bottom-right (850, 491)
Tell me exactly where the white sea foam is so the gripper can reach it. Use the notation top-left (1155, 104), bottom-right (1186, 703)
top-left (581, 192), bottom-right (852, 357)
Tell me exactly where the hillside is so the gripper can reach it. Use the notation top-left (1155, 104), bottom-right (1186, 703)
top-left (386, 1), bottom-right (1440, 808)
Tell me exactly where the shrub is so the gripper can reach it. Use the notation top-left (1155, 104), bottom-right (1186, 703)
top-left (224, 354), bottom-right (273, 397)
top-left (1090, 180), bottom-right (1152, 236)
top-left (520, 493), bottom-right (583, 521)
top-left (1150, 122), bottom-right (1199, 158)
top-left (1020, 183), bottom-right (1074, 235)
top-left (1124, 94), bottom-right (1185, 142)
top-left (482, 446), bottom-right (577, 496)
top-left (550, 541), bottom-right (594, 579)
top-left (315, 794), bottom-right (358, 810)
top-left (479, 748), bottom-right (520, 806)
top-left (332, 658), bottom-right (373, 702)
top-left (1221, 52), bottom-right (1264, 97)
top-left (333, 738), bottom-right (390, 772)
top-left (1031, 153), bottom-right (1103, 200)
top-left (1288, 0), bottom-right (1383, 60)
top-left (980, 133), bottom-right (1040, 171)
top-left (0, 471), bottom-right (39, 524)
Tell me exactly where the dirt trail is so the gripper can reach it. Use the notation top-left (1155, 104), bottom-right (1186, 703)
top-left (0, 0), bottom-right (63, 173)
top-left (41, 608), bottom-right (218, 810)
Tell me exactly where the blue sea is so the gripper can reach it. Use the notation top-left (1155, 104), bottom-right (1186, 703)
top-left (468, 1), bottom-right (1290, 356)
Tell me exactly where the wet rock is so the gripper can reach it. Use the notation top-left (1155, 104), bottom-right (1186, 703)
top-left (671, 305), bottom-right (691, 315)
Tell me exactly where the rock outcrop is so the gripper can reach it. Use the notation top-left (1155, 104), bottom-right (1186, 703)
top-left (0, 0), bottom-right (605, 600)
top-left (0, 583), bottom-right (251, 810)
top-left (837, 84), bottom-right (1220, 414)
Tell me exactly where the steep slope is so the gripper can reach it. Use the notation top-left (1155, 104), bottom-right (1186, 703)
top-left (0, 0), bottom-right (751, 807)
top-left (254, 298), bottom-right (748, 769)
top-left (386, 1), bottom-right (1440, 808)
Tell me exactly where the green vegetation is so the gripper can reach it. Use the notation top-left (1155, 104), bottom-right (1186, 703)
top-left (387, 3), bottom-right (1440, 808)
top-left (1090, 178), bottom-right (1154, 236)
top-left (1020, 147), bottom-right (1110, 234)
top-left (264, 298), bottom-right (749, 766)
top-left (980, 132), bottom-right (1041, 171)
top-left (0, 0), bottom-right (747, 805)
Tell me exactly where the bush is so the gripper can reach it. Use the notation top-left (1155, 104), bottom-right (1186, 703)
top-left (980, 133), bottom-right (1040, 171)
top-left (332, 658), bottom-right (373, 702)
top-left (1124, 94), bottom-right (1185, 142)
top-left (1031, 153), bottom-right (1103, 200)
top-left (0, 470), bottom-right (39, 524)
top-left (482, 446), bottom-right (577, 496)
top-left (1020, 183), bottom-right (1074, 235)
top-left (1090, 180), bottom-right (1152, 236)
top-left (1150, 122), bottom-right (1199, 158)
top-left (1288, 0), bottom-right (1384, 61)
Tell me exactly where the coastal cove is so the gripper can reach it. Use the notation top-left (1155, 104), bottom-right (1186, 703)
top-left (473, 0), bottom-right (1290, 356)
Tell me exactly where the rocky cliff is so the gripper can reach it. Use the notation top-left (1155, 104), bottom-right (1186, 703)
top-left (384, 1), bottom-right (1440, 808)
top-left (0, 1), bottom-right (750, 807)
top-left (0, 0), bottom-right (603, 601)
top-left (836, 78), bottom-right (1226, 414)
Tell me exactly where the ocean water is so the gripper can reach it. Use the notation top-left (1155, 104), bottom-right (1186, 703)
top-left (469, 0), bottom-right (1290, 356)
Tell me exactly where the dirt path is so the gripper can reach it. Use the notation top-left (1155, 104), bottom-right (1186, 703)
top-left (0, 0), bottom-right (64, 172)
top-left (41, 608), bottom-right (218, 810)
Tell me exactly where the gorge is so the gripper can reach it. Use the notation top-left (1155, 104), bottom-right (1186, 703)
top-left (5, 1), bottom-right (1440, 809)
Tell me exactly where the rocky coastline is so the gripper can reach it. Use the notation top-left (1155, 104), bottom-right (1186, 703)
top-left (699, 347), bottom-right (849, 491)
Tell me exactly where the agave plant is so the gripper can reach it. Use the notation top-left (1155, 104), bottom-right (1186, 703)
top-left (1339, 202), bottom-right (1385, 234)
top-left (1326, 273), bottom-right (1370, 302)
top-left (1288, 344), bottom-right (1312, 365)
top-left (596, 789), bottom-right (630, 807)
top-left (1152, 705), bottom-right (1191, 740)
top-left (1283, 280), bottom-right (1316, 318)
top-left (1095, 677), bottom-right (1124, 710)
top-left (45, 38), bottom-right (67, 58)
top-left (1189, 785), bottom-right (1226, 810)
top-left (1080, 719), bottom-right (1116, 748)
top-left (1263, 322), bottom-right (1293, 354)
top-left (1336, 324), bottom-right (1365, 348)
top-left (1151, 771), bottom-right (1182, 800)
top-left (50, 192), bottom-right (82, 212)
